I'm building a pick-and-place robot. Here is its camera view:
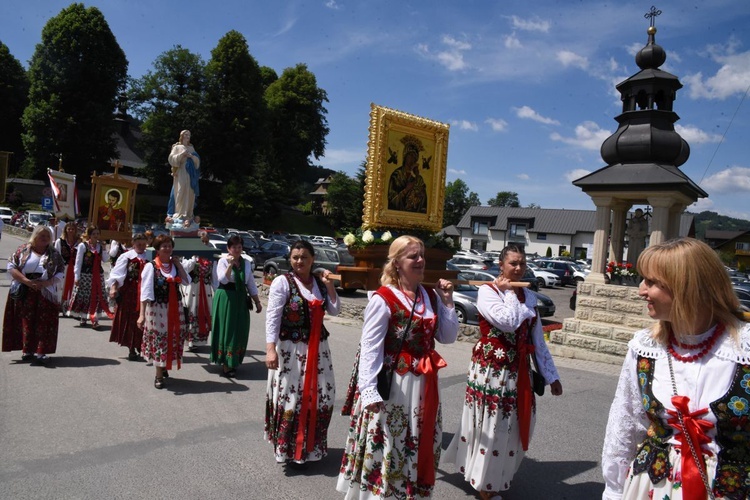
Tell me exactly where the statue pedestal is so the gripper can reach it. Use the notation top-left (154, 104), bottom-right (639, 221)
top-left (164, 237), bottom-right (217, 260)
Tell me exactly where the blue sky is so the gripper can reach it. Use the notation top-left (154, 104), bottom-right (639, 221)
top-left (3, 1), bottom-right (749, 219)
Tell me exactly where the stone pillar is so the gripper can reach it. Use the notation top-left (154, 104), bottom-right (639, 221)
top-left (588, 197), bottom-right (612, 284)
top-left (668, 204), bottom-right (686, 240)
top-left (609, 202), bottom-right (630, 264)
top-left (648, 197), bottom-right (673, 245)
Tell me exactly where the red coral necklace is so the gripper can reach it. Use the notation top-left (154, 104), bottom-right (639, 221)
top-left (667, 323), bottom-right (724, 363)
top-left (399, 284), bottom-right (426, 314)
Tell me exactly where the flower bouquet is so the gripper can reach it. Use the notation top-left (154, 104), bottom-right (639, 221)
top-left (342, 227), bottom-right (456, 253)
top-left (606, 261), bottom-right (638, 285)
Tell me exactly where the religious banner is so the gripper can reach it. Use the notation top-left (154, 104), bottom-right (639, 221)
top-left (88, 162), bottom-right (138, 244)
top-left (47, 169), bottom-right (79, 220)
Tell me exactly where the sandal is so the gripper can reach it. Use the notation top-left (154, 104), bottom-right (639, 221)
top-left (163, 370), bottom-right (169, 378)
top-left (154, 376), bottom-right (165, 389)
top-left (91, 321), bottom-right (100, 329)
top-left (21, 353), bottom-right (34, 362)
top-left (34, 355), bottom-right (50, 365)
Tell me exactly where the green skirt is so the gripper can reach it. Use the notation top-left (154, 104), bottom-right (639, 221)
top-left (210, 288), bottom-right (250, 368)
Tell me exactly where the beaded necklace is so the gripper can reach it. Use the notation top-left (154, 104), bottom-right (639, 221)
top-left (398, 283), bottom-right (426, 315)
top-left (667, 323), bottom-right (724, 363)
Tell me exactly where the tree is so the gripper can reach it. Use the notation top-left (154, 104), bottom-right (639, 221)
top-left (326, 169), bottom-right (365, 230)
top-left (128, 46), bottom-right (205, 192)
top-left (264, 64), bottom-right (329, 185)
top-left (0, 41), bottom-right (29, 172)
top-left (443, 178), bottom-right (480, 227)
top-left (259, 66), bottom-right (278, 90)
top-left (21, 3), bottom-right (128, 179)
top-left (528, 203), bottom-right (541, 209)
top-left (546, 246), bottom-right (552, 257)
top-left (201, 31), bottom-right (268, 183)
top-left (487, 191), bottom-right (520, 207)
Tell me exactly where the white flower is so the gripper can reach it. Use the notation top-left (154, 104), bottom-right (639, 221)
top-left (362, 230), bottom-right (374, 243)
top-left (343, 233), bottom-right (356, 246)
top-left (381, 231), bottom-right (392, 242)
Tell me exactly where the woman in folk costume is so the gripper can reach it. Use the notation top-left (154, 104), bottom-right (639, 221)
top-left (444, 244), bottom-right (563, 500)
top-left (2, 226), bottom-right (65, 364)
top-left (136, 234), bottom-right (190, 389)
top-left (211, 235), bottom-right (262, 377)
top-left (182, 234), bottom-right (215, 352)
top-left (68, 225), bottom-right (113, 328)
top-left (602, 238), bottom-right (750, 500)
top-left (264, 240), bottom-right (339, 467)
top-left (107, 233), bottom-right (149, 361)
top-left (54, 221), bottom-right (79, 311)
top-left (337, 235), bottom-right (458, 499)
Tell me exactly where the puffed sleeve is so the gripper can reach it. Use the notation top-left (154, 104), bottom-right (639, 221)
top-left (216, 257), bottom-right (231, 285)
top-left (358, 293), bottom-right (391, 407)
top-left (73, 242), bottom-right (86, 281)
top-left (434, 295), bottom-right (458, 344)
top-left (265, 275), bottom-right (290, 343)
top-left (140, 263), bottom-right (155, 302)
top-left (601, 349), bottom-right (649, 500)
top-left (477, 285), bottom-right (536, 332)
top-left (325, 284), bottom-right (340, 316)
top-left (182, 256), bottom-right (197, 273)
top-left (244, 259), bottom-right (258, 296)
top-left (107, 251), bottom-right (130, 288)
top-left (54, 239), bottom-right (62, 254)
top-left (530, 308), bottom-right (560, 384)
top-left (108, 240), bottom-right (120, 260)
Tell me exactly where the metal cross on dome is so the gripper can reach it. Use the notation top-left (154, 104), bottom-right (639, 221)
top-left (644, 6), bottom-right (662, 27)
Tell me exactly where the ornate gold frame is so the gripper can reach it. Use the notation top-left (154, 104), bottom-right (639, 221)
top-left (362, 104), bottom-right (449, 232)
top-left (88, 168), bottom-right (138, 244)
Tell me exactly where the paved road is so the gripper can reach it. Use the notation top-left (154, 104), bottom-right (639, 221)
top-left (0, 233), bottom-right (619, 499)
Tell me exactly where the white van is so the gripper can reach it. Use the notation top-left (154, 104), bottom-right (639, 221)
top-left (26, 210), bottom-right (52, 230)
top-left (0, 206), bottom-right (14, 224)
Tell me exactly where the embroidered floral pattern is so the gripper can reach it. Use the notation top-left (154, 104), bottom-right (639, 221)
top-left (633, 356), bottom-right (673, 484)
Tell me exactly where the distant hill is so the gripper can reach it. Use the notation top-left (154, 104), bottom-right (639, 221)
top-left (689, 211), bottom-right (750, 240)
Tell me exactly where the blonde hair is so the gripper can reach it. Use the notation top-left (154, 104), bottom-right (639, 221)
top-left (637, 237), bottom-right (742, 344)
top-left (28, 225), bottom-right (53, 247)
top-left (380, 235), bottom-right (424, 286)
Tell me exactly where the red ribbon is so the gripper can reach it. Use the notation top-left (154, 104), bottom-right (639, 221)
top-left (667, 395), bottom-right (714, 500)
top-left (415, 349), bottom-right (447, 485)
top-left (517, 340), bottom-right (535, 451)
top-left (294, 299), bottom-right (325, 461)
top-left (196, 262), bottom-right (211, 335)
top-left (156, 257), bottom-right (182, 371)
top-left (89, 248), bottom-right (113, 322)
top-left (62, 251), bottom-right (76, 303)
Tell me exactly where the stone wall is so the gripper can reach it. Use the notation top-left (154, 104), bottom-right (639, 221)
top-left (550, 282), bottom-right (653, 363)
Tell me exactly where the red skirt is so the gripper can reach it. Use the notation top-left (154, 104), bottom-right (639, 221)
top-left (108, 280), bottom-right (142, 349)
top-left (2, 288), bottom-right (60, 354)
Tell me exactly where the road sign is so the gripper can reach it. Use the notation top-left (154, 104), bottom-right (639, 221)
top-left (41, 196), bottom-right (54, 210)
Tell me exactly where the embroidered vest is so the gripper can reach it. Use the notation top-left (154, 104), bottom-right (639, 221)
top-left (374, 285), bottom-right (439, 374)
top-left (151, 262), bottom-right (183, 304)
top-left (474, 285), bottom-right (536, 373)
top-left (58, 238), bottom-right (75, 263)
top-left (81, 243), bottom-right (103, 274)
top-left (635, 356), bottom-right (750, 498)
top-left (125, 257), bottom-right (144, 285)
top-left (188, 258), bottom-right (213, 285)
top-left (278, 273), bottom-right (329, 343)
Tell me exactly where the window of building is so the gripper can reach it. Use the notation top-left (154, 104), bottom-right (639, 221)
top-left (472, 220), bottom-right (489, 235)
top-left (537, 233), bottom-right (547, 241)
top-left (736, 242), bottom-right (750, 251)
top-left (510, 223), bottom-right (526, 238)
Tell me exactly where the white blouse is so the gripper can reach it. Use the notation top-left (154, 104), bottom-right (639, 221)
top-left (358, 285), bottom-right (459, 407)
top-left (601, 323), bottom-right (750, 500)
top-left (139, 262), bottom-right (191, 302)
top-left (182, 255), bottom-right (218, 289)
top-left (216, 257), bottom-right (258, 297)
top-left (476, 285), bottom-right (560, 385)
top-left (106, 249), bottom-right (148, 288)
top-left (265, 274), bottom-right (340, 344)
top-left (73, 241), bottom-right (103, 282)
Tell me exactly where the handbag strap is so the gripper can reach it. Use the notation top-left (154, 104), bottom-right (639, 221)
top-left (390, 289), bottom-right (418, 360)
top-left (666, 353), bottom-right (715, 499)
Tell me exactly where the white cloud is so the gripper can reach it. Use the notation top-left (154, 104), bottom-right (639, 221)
top-left (451, 120), bottom-right (478, 131)
top-left (550, 121), bottom-right (611, 151)
top-left (504, 34), bottom-right (522, 49)
top-left (510, 15), bottom-right (550, 33)
top-left (675, 124), bottom-right (722, 144)
top-left (684, 48), bottom-right (750, 100)
top-left (516, 174), bottom-right (530, 181)
top-left (700, 166), bottom-right (750, 193)
top-left (449, 168), bottom-right (467, 175)
top-left (485, 118), bottom-right (509, 132)
top-left (431, 35), bottom-right (472, 71)
top-left (274, 17), bottom-right (297, 37)
top-left (324, 0), bottom-right (340, 9)
top-left (688, 198), bottom-right (715, 212)
top-left (564, 169), bottom-right (592, 183)
top-left (513, 105), bottom-right (560, 125)
top-left (557, 50), bottom-right (589, 70)
top-left (320, 148), bottom-right (363, 166)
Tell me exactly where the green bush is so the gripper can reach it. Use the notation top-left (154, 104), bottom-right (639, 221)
top-left (546, 246), bottom-right (552, 257)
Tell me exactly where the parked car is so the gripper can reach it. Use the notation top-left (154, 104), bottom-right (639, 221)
top-left (254, 240), bottom-right (291, 267)
top-left (447, 256), bottom-right (490, 271)
top-left (206, 240), bottom-right (254, 265)
top-left (451, 281), bottom-right (555, 324)
top-left (26, 210), bottom-right (52, 230)
top-left (736, 285), bottom-right (750, 312)
top-left (262, 246), bottom-right (358, 291)
top-left (532, 259), bottom-right (579, 286)
top-left (0, 206), bottom-right (14, 224)
top-left (527, 262), bottom-right (562, 288)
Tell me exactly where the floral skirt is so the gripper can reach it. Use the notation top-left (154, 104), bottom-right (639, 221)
top-left (2, 288), bottom-right (60, 354)
top-left (622, 448), bottom-right (720, 499)
top-left (443, 356), bottom-right (535, 493)
top-left (140, 301), bottom-right (187, 369)
top-left (68, 272), bottom-right (112, 320)
top-left (336, 371), bottom-right (442, 500)
top-left (264, 338), bottom-right (335, 463)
